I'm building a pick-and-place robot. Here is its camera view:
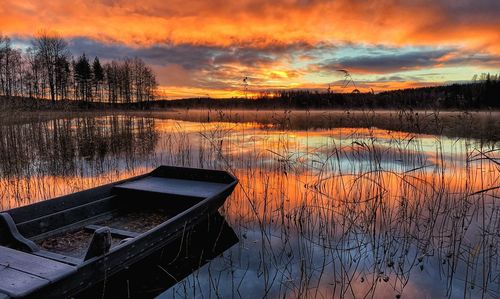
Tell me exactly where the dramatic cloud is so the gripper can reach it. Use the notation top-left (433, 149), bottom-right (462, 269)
top-left (2, 0), bottom-right (499, 97)
top-left (2, 0), bottom-right (500, 50)
top-left (318, 48), bottom-right (500, 74)
top-left (320, 49), bottom-right (452, 74)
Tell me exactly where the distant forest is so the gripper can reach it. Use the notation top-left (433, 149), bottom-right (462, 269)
top-left (158, 76), bottom-right (500, 110)
top-left (0, 33), bottom-right (157, 104)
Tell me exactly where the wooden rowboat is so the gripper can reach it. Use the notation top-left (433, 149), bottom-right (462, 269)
top-left (0, 166), bottom-right (238, 298)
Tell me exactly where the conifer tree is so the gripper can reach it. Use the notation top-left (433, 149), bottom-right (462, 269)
top-left (92, 57), bottom-right (104, 101)
top-left (74, 54), bottom-right (92, 102)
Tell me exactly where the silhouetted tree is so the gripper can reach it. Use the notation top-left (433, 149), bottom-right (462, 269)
top-left (32, 31), bottom-right (69, 102)
top-left (74, 54), bottom-right (92, 102)
top-left (0, 35), bottom-right (12, 96)
top-left (92, 57), bottom-right (104, 101)
top-left (55, 56), bottom-right (71, 100)
top-left (0, 36), bottom-right (23, 97)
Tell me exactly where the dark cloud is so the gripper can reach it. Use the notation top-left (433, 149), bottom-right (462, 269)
top-left (320, 49), bottom-right (452, 73)
top-left (442, 54), bottom-right (500, 68)
top-left (66, 38), bottom-right (320, 70)
top-left (376, 75), bottom-right (423, 82)
top-left (67, 38), bottom-right (219, 69)
top-left (319, 47), bottom-right (500, 74)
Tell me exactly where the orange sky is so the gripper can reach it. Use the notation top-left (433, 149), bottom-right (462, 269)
top-left (1, 0), bottom-right (499, 98)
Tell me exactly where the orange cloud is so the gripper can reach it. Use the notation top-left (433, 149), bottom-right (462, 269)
top-left (1, 0), bottom-right (499, 53)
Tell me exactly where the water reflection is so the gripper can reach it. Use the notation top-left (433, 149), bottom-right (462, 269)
top-left (0, 115), bottom-right (158, 209)
top-left (0, 115), bottom-right (157, 176)
top-left (0, 112), bottom-right (499, 298)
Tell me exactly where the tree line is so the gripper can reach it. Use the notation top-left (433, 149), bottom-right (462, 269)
top-left (0, 32), bottom-right (157, 104)
top-left (156, 74), bottom-right (500, 110)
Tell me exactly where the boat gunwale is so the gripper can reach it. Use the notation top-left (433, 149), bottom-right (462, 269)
top-left (5, 174), bottom-right (149, 225)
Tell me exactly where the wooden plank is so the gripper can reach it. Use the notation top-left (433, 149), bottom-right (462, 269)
top-left (32, 250), bottom-right (82, 266)
top-left (0, 266), bottom-right (49, 298)
top-left (151, 166), bottom-right (236, 184)
top-left (5, 184), bottom-right (114, 224)
top-left (0, 246), bottom-right (76, 282)
top-left (6, 173), bottom-right (148, 224)
top-left (84, 225), bottom-right (141, 239)
top-left (114, 177), bottom-right (228, 198)
top-left (17, 196), bottom-right (118, 238)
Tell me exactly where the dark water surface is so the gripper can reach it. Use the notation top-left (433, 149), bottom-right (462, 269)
top-left (0, 110), bottom-right (498, 298)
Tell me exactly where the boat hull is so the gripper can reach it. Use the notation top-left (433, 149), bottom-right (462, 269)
top-left (0, 166), bottom-right (238, 298)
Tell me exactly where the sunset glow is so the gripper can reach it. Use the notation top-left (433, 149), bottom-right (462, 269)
top-left (2, 0), bottom-right (499, 98)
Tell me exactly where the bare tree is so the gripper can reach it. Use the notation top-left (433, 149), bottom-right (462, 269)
top-left (0, 35), bottom-right (12, 96)
top-left (32, 31), bottom-right (69, 102)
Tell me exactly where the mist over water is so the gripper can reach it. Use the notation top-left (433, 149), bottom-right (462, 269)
top-left (0, 111), bottom-right (498, 298)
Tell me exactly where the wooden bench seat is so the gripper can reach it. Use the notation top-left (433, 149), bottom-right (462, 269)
top-left (113, 176), bottom-right (228, 198)
top-left (84, 224), bottom-right (140, 239)
top-left (0, 246), bottom-right (76, 298)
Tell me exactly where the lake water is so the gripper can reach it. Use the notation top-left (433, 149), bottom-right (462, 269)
top-left (0, 110), bottom-right (499, 298)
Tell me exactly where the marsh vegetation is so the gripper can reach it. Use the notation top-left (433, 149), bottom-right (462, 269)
top-left (0, 110), bottom-right (498, 298)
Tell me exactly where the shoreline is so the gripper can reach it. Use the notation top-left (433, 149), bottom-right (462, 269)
top-left (1, 108), bottom-right (499, 142)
